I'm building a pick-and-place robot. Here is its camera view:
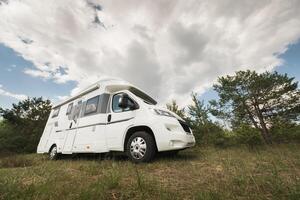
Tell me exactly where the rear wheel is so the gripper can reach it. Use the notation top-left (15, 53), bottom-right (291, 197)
top-left (49, 145), bottom-right (59, 160)
top-left (126, 131), bottom-right (156, 163)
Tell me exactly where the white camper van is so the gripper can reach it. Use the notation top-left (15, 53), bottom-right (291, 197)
top-left (37, 79), bottom-right (195, 162)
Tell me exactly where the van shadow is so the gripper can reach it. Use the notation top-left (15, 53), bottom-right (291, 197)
top-left (59, 151), bottom-right (198, 163)
top-left (155, 152), bottom-right (198, 162)
top-left (59, 153), bottom-right (128, 162)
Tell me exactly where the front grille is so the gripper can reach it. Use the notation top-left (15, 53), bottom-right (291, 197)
top-left (178, 120), bottom-right (191, 134)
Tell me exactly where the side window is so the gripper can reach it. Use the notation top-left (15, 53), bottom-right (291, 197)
top-left (52, 107), bottom-right (60, 118)
top-left (112, 93), bottom-right (136, 113)
top-left (84, 96), bottom-right (99, 115)
top-left (66, 103), bottom-right (73, 115)
top-left (72, 101), bottom-right (82, 121)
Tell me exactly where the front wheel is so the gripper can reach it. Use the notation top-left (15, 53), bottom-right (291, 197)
top-left (126, 131), bottom-right (156, 163)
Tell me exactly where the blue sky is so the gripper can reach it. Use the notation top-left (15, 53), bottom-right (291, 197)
top-left (0, 1), bottom-right (300, 109)
top-left (0, 44), bottom-right (76, 108)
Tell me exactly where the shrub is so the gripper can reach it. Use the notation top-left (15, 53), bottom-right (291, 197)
top-left (0, 97), bottom-right (51, 153)
top-left (270, 121), bottom-right (300, 143)
top-left (192, 122), bottom-right (225, 145)
top-left (0, 121), bottom-right (17, 153)
top-left (0, 121), bottom-right (37, 153)
top-left (214, 130), bottom-right (238, 148)
top-left (235, 125), bottom-right (263, 148)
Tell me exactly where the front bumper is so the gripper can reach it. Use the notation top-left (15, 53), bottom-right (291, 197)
top-left (153, 117), bottom-right (196, 151)
top-left (167, 134), bottom-right (196, 150)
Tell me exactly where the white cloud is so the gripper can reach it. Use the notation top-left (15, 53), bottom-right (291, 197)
top-left (23, 68), bottom-right (51, 79)
top-left (0, 85), bottom-right (27, 100)
top-left (0, 0), bottom-right (300, 105)
top-left (57, 95), bottom-right (69, 101)
top-left (6, 64), bottom-right (17, 72)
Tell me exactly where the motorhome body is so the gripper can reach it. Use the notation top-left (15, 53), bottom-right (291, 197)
top-left (37, 79), bottom-right (195, 162)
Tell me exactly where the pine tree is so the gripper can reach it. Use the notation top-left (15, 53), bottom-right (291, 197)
top-left (210, 70), bottom-right (300, 144)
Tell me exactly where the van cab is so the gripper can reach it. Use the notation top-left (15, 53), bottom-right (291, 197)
top-left (37, 78), bottom-right (195, 162)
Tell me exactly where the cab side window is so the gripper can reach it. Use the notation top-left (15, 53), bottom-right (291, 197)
top-left (112, 93), bottom-right (136, 113)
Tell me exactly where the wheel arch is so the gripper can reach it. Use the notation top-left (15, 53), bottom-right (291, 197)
top-left (123, 125), bottom-right (157, 152)
top-left (48, 143), bottom-right (57, 153)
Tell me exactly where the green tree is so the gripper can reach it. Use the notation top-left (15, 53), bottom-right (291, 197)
top-left (188, 93), bottom-right (209, 126)
top-left (166, 99), bottom-right (186, 119)
top-left (210, 70), bottom-right (300, 144)
top-left (0, 97), bottom-right (51, 152)
top-left (188, 93), bottom-right (224, 144)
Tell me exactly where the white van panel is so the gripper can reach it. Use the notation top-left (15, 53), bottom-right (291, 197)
top-left (37, 124), bottom-right (53, 153)
top-left (62, 129), bottom-right (77, 153)
top-left (37, 79), bottom-right (196, 159)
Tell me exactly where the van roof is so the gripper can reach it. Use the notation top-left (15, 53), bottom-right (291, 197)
top-left (52, 78), bottom-right (156, 109)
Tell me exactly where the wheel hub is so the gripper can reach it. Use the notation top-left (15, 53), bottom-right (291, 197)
top-left (130, 137), bottom-right (147, 159)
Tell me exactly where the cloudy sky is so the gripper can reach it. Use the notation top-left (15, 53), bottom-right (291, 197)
top-left (0, 0), bottom-right (300, 108)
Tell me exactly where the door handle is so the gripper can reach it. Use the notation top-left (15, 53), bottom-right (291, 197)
top-left (107, 114), bottom-right (111, 123)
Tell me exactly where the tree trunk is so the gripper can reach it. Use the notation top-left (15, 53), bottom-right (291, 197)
top-left (244, 102), bottom-right (270, 144)
top-left (258, 126), bottom-right (272, 145)
top-left (253, 102), bottom-right (272, 144)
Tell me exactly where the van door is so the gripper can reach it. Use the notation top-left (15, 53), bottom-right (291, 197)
top-left (62, 100), bottom-right (82, 153)
top-left (105, 92), bottom-right (137, 151)
top-left (73, 94), bottom-right (109, 153)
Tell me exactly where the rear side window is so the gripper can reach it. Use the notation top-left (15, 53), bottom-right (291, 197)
top-left (52, 107), bottom-right (60, 118)
top-left (84, 96), bottom-right (99, 115)
top-left (66, 103), bottom-right (73, 115)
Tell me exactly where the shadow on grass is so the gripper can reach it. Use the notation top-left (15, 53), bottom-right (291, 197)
top-left (155, 151), bottom-right (198, 161)
top-left (56, 150), bottom-right (198, 163)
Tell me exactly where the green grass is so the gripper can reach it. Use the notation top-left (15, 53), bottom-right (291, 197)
top-left (0, 144), bottom-right (299, 200)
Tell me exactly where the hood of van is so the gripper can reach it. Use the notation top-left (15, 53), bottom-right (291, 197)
top-left (147, 105), bottom-right (184, 121)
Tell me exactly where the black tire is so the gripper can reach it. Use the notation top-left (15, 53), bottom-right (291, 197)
top-left (126, 131), bottom-right (156, 163)
top-left (49, 145), bottom-right (59, 160)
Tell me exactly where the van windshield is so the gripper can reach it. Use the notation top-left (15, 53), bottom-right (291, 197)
top-left (129, 87), bottom-right (157, 105)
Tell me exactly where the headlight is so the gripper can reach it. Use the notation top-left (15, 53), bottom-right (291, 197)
top-left (150, 108), bottom-right (174, 117)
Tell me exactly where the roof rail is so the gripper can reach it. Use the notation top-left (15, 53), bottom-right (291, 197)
top-left (53, 84), bottom-right (100, 109)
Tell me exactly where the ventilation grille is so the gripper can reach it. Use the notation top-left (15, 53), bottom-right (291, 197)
top-left (178, 120), bottom-right (191, 134)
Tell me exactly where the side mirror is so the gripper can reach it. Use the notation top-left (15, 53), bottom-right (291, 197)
top-left (118, 94), bottom-right (130, 109)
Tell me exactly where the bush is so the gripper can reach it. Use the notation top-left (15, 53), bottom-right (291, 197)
top-left (0, 121), bottom-right (17, 153)
top-left (0, 97), bottom-right (51, 153)
top-left (214, 130), bottom-right (238, 148)
top-left (270, 121), bottom-right (300, 143)
top-left (235, 125), bottom-right (263, 148)
top-left (192, 122), bottom-right (225, 145)
top-left (0, 120), bottom-right (45, 153)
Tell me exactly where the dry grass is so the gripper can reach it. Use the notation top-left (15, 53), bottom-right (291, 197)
top-left (0, 144), bottom-right (299, 200)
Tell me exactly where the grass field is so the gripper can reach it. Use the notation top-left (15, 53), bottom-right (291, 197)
top-left (0, 144), bottom-right (299, 200)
